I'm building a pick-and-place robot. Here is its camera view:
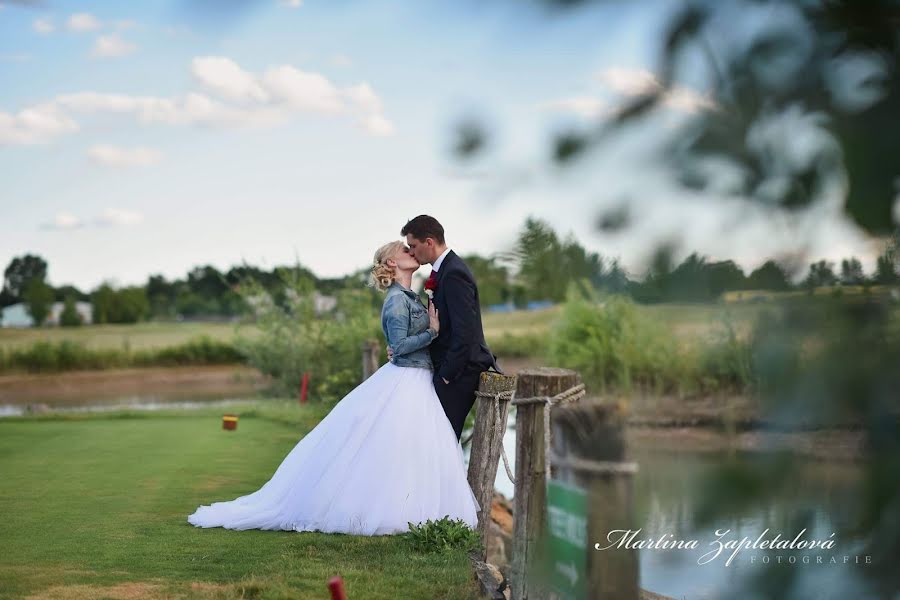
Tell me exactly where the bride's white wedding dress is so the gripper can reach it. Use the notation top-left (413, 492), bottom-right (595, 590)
top-left (186, 362), bottom-right (479, 535)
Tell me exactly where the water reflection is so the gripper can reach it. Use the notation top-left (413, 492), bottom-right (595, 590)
top-left (0, 396), bottom-right (252, 417)
top-left (463, 415), bottom-right (874, 599)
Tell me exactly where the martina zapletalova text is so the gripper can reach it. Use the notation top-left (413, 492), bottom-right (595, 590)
top-left (594, 529), bottom-right (872, 567)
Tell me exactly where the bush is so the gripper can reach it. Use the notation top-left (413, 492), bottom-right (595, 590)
top-left (403, 516), bottom-right (482, 554)
top-left (548, 292), bottom-right (684, 394)
top-left (233, 276), bottom-right (382, 402)
top-left (547, 291), bottom-right (754, 396)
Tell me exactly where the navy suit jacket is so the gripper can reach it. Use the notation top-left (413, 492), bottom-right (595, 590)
top-left (429, 250), bottom-right (497, 382)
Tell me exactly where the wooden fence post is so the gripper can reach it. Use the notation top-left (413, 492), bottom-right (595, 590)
top-left (552, 401), bottom-right (639, 600)
top-left (511, 367), bottom-right (581, 600)
top-left (361, 339), bottom-right (380, 381)
top-left (467, 371), bottom-right (518, 561)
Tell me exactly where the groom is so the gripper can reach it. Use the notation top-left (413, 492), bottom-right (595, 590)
top-left (400, 215), bottom-right (500, 441)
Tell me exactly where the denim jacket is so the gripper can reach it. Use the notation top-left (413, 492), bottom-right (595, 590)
top-left (381, 281), bottom-right (436, 370)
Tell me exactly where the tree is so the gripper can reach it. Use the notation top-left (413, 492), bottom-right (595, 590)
top-left (59, 295), bottom-right (83, 327)
top-left (706, 260), bottom-right (747, 298)
top-left (3, 254), bottom-right (48, 306)
top-left (514, 217), bottom-right (567, 302)
top-left (462, 254), bottom-right (511, 306)
top-left (874, 230), bottom-right (900, 285)
top-left (92, 283), bottom-right (149, 324)
top-left (53, 285), bottom-right (87, 303)
top-left (23, 278), bottom-right (54, 327)
top-left (601, 258), bottom-right (630, 294)
top-left (747, 260), bottom-right (791, 291)
top-left (804, 260), bottom-right (838, 290)
top-left (840, 257), bottom-right (866, 285)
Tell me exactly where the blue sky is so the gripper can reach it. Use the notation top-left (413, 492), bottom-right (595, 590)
top-left (0, 0), bottom-right (882, 290)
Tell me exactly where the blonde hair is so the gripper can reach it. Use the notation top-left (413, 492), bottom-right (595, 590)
top-left (369, 240), bottom-right (406, 292)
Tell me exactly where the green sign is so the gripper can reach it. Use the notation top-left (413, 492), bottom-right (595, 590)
top-left (545, 479), bottom-right (588, 599)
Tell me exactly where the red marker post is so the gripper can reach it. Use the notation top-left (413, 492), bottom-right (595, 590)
top-left (328, 576), bottom-right (347, 600)
top-left (299, 372), bottom-right (310, 404)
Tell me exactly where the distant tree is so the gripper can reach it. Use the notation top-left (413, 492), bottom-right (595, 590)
top-left (601, 258), bottom-right (630, 294)
top-left (875, 254), bottom-right (899, 285)
top-left (747, 260), bottom-right (791, 291)
top-left (667, 253), bottom-right (710, 301)
top-left (3, 254), bottom-right (48, 306)
top-left (462, 254), bottom-right (511, 306)
top-left (23, 278), bottom-right (54, 326)
top-left (874, 230), bottom-right (900, 285)
top-left (91, 283), bottom-right (116, 324)
top-left (53, 284), bottom-right (87, 303)
top-left (146, 274), bottom-right (177, 318)
top-left (707, 260), bottom-right (747, 298)
top-left (840, 257), bottom-right (866, 285)
top-left (92, 283), bottom-right (148, 324)
top-left (514, 217), bottom-right (567, 302)
top-left (804, 260), bottom-right (838, 290)
top-left (560, 235), bottom-right (606, 291)
top-left (59, 295), bottom-right (83, 327)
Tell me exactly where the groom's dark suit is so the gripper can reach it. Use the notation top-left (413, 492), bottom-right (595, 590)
top-left (429, 250), bottom-right (499, 440)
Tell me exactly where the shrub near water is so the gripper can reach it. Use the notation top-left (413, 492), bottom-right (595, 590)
top-left (548, 293), bottom-right (753, 396)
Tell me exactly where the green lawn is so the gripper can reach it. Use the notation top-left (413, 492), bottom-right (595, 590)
top-left (0, 402), bottom-right (480, 599)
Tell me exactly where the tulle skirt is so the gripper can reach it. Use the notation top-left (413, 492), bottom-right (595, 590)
top-left (187, 362), bottom-right (479, 535)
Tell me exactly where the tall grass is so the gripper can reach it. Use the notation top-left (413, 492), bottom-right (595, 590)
top-left (0, 336), bottom-right (242, 374)
top-left (548, 292), bottom-right (754, 396)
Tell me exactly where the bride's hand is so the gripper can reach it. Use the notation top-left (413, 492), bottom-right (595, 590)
top-left (428, 301), bottom-right (440, 334)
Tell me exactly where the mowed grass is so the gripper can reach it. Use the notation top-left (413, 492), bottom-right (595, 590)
top-left (0, 402), bottom-right (479, 600)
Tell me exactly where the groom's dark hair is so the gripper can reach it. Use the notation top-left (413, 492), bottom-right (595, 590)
top-left (401, 215), bottom-right (445, 244)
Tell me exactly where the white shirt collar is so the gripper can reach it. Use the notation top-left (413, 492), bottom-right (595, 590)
top-left (432, 247), bottom-right (452, 272)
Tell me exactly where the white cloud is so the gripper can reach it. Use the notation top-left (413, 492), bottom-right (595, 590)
top-left (88, 144), bottom-right (163, 167)
top-left (1, 56), bottom-right (394, 146)
top-left (33, 18), bottom-right (55, 34)
top-left (0, 103), bottom-right (79, 144)
top-left (279, 0), bottom-right (303, 7)
top-left (67, 13), bottom-right (102, 32)
top-left (114, 19), bottom-right (138, 31)
top-left (95, 208), bottom-right (144, 227)
top-left (192, 56), bottom-right (269, 103)
top-left (539, 96), bottom-right (608, 119)
top-left (41, 212), bottom-right (84, 231)
top-left (595, 67), bottom-right (716, 114)
top-left (91, 34), bottom-right (136, 58)
top-left (262, 65), bottom-right (344, 112)
top-left (360, 114), bottom-right (394, 136)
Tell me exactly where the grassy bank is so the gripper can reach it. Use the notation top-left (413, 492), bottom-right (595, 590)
top-left (0, 402), bottom-right (479, 599)
top-left (0, 336), bottom-right (243, 374)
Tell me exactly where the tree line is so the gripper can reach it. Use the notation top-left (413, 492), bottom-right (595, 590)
top-left (2, 220), bottom-right (898, 326)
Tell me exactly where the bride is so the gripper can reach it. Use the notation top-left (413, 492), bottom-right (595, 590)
top-left (187, 241), bottom-right (479, 535)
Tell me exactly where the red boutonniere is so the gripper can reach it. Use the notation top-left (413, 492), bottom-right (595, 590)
top-left (424, 272), bottom-right (438, 299)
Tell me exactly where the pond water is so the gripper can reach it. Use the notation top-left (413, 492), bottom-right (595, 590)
top-left (463, 417), bottom-right (879, 600)
top-left (0, 390), bottom-right (254, 417)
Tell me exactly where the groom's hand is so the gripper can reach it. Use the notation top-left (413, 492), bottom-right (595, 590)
top-left (387, 347), bottom-right (394, 361)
